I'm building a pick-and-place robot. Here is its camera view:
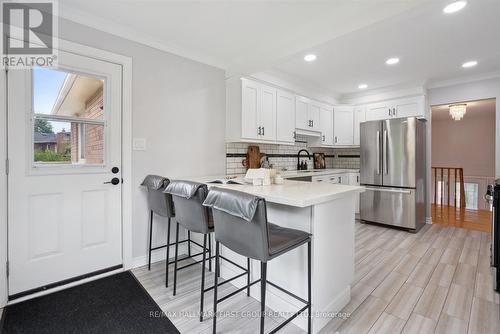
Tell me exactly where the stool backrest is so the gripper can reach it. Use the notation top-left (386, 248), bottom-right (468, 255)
top-left (203, 187), bottom-right (269, 262)
top-left (164, 180), bottom-right (211, 234)
top-left (141, 175), bottom-right (174, 218)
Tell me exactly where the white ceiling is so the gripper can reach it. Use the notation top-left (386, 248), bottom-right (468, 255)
top-left (59, 0), bottom-right (431, 74)
top-left (58, 1), bottom-right (500, 97)
top-left (273, 0), bottom-right (500, 95)
top-left (432, 98), bottom-right (496, 121)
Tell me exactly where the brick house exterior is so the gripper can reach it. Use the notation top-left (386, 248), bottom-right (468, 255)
top-left (70, 88), bottom-right (104, 164)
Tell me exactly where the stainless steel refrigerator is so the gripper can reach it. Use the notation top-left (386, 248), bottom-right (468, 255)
top-left (360, 117), bottom-right (426, 232)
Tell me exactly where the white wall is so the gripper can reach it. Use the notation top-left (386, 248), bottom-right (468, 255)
top-left (428, 77), bottom-right (500, 179)
top-left (56, 19), bottom-right (226, 260)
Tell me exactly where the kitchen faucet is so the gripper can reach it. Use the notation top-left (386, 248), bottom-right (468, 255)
top-left (296, 149), bottom-right (311, 170)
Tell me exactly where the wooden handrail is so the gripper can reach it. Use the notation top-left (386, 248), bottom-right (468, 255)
top-left (431, 166), bottom-right (465, 208)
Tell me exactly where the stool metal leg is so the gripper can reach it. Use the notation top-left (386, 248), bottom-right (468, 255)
top-left (307, 241), bottom-right (312, 334)
top-left (173, 222), bottom-right (180, 296)
top-left (212, 241), bottom-right (220, 334)
top-left (247, 258), bottom-right (251, 296)
top-left (165, 217), bottom-right (171, 287)
top-left (260, 262), bottom-right (267, 334)
top-left (208, 235), bottom-right (212, 272)
top-left (148, 210), bottom-right (153, 270)
top-left (188, 230), bottom-right (192, 257)
top-left (200, 234), bottom-right (207, 322)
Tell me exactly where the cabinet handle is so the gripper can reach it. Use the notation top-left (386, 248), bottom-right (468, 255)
top-left (322, 135), bottom-right (325, 142)
top-left (357, 175), bottom-right (359, 183)
top-left (262, 126), bottom-right (265, 136)
top-left (293, 131), bottom-right (296, 139)
top-left (334, 136), bottom-right (338, 143)
top-left (393, 108), bottom-right (396, 116)
top-left (389, 108), bottom-right (391, 116)
top-left (311, 120), bottom-right (314, 127)
top-left (258, 126), bottom-right (261, 135)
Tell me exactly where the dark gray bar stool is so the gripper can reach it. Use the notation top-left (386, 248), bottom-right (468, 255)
top-left (140, 175), bottom-right (191, 288)
top-left (203, 187), bottom-right (312, 334)
top-left (165, 180), bottom-right (251, 322)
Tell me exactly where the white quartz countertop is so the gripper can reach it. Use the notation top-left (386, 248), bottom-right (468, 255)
top-left (281, 168), bottom-right (360, 179)
top-left (184, 176), bottom-right (364, 208)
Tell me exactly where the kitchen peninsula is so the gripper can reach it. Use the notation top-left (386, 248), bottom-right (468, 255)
top-left (190, 177), bottom-right (364, 333)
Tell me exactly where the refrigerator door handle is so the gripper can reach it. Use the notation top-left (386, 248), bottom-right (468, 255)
top-left (383, 129), bottom-right (388, 175)
top-left (376, 130), bottom-right (380, 175)
top-left (364, 186), bottom-right (412, 194)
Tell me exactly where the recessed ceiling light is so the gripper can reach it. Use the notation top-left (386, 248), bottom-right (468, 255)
top-left (386, 57), bottom-right (400, 65)
top-left (358, 84), bottom-right (368, 89)
top-left (443, 1), bottom-right (467, 14)
top-left (462, 60), bottom-right (478, 68)
top-left (304, 54), bottom-right (317, 62)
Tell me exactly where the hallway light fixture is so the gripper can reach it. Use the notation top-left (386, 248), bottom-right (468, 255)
top-left (449, 104), bottom-right (467, 120)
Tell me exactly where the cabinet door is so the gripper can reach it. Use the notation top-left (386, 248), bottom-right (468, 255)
top-left (309, 101), bottom-right (321, 131)
top-left (366, 102), bottom-right (393, 121)
top-left (393, 96), bottom-right (425, 118)
top-left (333, 106), bottom-right (354, 145)
top-left (353, 105), bottom-right (366, 146)
top-left (241, 79), bottom-right (261, 140)
top-left (259, 85), bottom-right (276, 141)
top-left (295, 96), bottom-right (309, 130)
top-left (276, 90), bottom-right (295, 144)
top-left (319, 106), bottom-right (334, 146)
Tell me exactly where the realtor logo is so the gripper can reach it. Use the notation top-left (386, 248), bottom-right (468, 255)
top-left (1, 0), bottom-right (58, 68)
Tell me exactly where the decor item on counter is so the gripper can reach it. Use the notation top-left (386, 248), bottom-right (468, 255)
top-left (313, 153), bottom-right (326, 169)
top-left (449, 103), bottom-right (467, 121)
top-left (252, 178), bottom-right (263, 186)
top-left (241, 145), bottom-right (263, 169)
top-left (274, 174), bottom-right (284, 185)
top-left (260, 155), bottom-right (271, 168)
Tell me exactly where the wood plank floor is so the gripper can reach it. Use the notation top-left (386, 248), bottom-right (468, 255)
top-left (431, 204), bottom-right (492, 233)
top-left (133, 222), bottom-right (499, 334)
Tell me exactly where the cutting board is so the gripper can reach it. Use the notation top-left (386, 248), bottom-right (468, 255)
top-left (242, 145), bottom-right (263, 169)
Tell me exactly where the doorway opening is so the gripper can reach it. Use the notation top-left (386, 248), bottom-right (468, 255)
top-left (431, 98), bottom-right (496, 232)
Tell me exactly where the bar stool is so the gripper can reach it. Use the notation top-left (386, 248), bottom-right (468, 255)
top-left (164, 180), bottom-right (252, 322)
top-left (203, 187), bottom-right (312, 334)
top-left (140, 175), bottom-right (191, 288)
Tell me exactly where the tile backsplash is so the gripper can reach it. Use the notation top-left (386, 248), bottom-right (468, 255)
top-left (226, 136), bottom-right (360, 175)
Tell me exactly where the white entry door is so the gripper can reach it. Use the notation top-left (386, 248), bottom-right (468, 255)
top-left (7, 50), bottom-right (123, 297)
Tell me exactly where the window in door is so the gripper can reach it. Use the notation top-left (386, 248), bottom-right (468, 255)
top-left (32, 67), bottom-right (105, 166)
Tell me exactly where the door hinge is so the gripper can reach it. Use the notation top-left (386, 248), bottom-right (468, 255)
top-left (5, 158), bottom-right (9, 175)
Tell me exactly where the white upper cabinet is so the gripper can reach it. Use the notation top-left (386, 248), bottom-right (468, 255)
top-left (353, 105), bottom-right (366, 146)
top-left (241, 79), bottom-right (261, 140)
top-left (366, 96), bottom-right (425, 121)
top-left (295, 96), bottom-right (310, 131)
top-left (226, 77), bottom-right (297, 145)
top-left (260, 85), bottom-right (276, 141)
top-left (333, 105), bottom-right (354, 146)
top-left (319, 105), bottom-right (334, 146)
top-left (295, 95), bottom-right (322, 132)
top-left (276, 90), bottom-right (296, 144)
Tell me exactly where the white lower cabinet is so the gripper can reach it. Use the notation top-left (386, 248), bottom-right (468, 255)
top-left (348, 173), bottom-right (360, 214)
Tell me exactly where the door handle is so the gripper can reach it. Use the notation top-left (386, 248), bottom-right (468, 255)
top-left (104, 177), bottom-right (120, 185)
top-left (364, 186), bottom-right (412, 194)
top-left (376, 130), bottom-right (380, 175)
top-left (383, 130), bottom-right (388, 175)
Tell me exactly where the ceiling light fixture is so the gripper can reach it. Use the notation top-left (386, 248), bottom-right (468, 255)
top-left (462, 60), bottom-right (478, 68)
top-left (449, 104), bottom-right (467, 121)
top-left (443, 1), bottom-right (467, 14)
top-left (304, 54), bottom-right (317, 62)
top-left (386, 57), bottom-right (400, 65)
top-left (358, 84), bottom-right (368, 89)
